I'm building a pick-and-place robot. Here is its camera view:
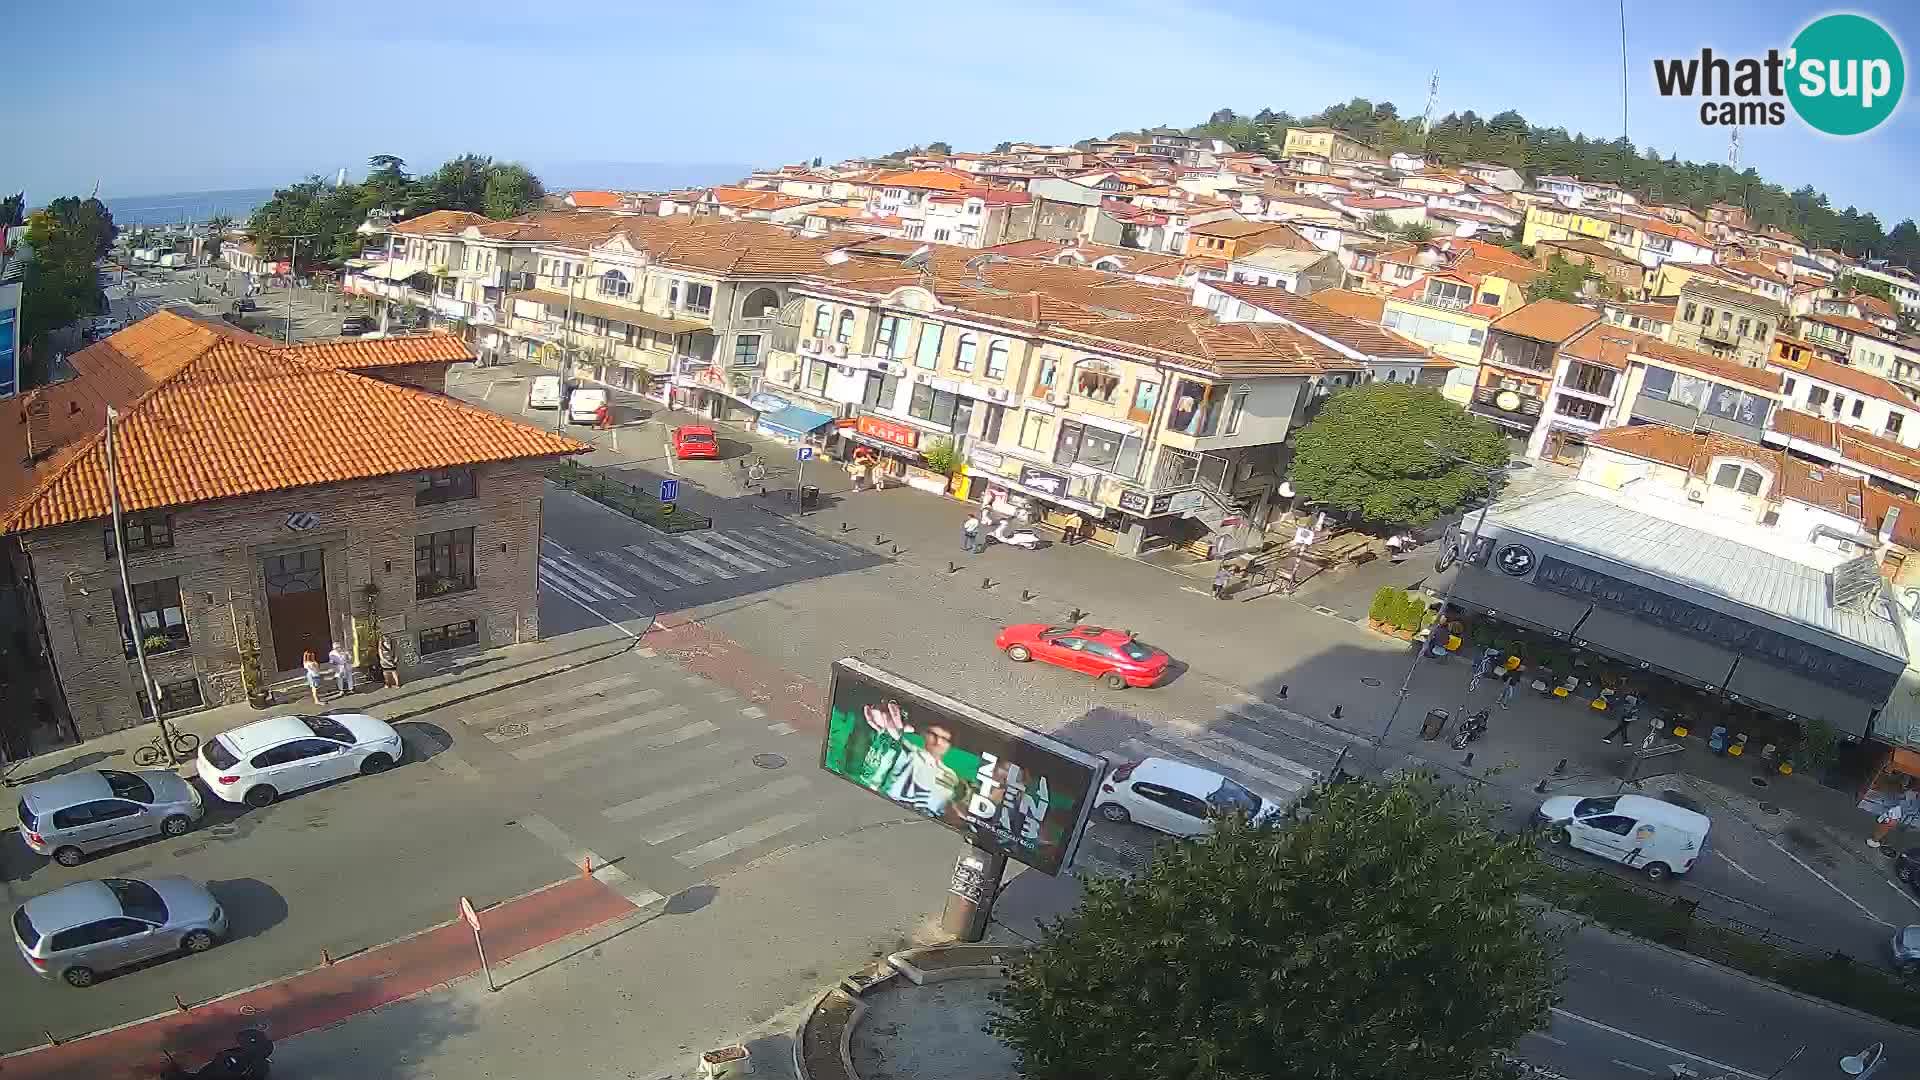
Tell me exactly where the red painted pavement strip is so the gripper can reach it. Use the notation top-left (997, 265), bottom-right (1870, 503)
top-left (2, 876), bottom-right (636, 1080)
top-left (643, 614), bottom-right (826, 734)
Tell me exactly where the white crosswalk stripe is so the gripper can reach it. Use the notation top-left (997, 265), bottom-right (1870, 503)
top-left (620, 543), bottom-right (709, 585)
top-left (677, 534), bottom-right (771, 574)
top-left (753, 526), bottom-right (856, 561)
top-left (653, 538), bottom-right (739, 580)
top-left (539, 556), bottom-right (601, 606)
top-left (1109, 729), bottom-right (1318, 802)
top-left (485, 688), bottom-right (663, 743)
top-left (701, 531), bottom-right (790, 568)
top-left (674, 811), bottom-right (819, 868)
top-left (509, 708), bottom-right (699, 761)
top-left (547, 551), bottom-right (635, 598)
top-left (640, 775), bottom-right (813, 845)
top-left (559, 527), bottom-right (858, 592)
top-left (591, 548), bottom-right (687, 592)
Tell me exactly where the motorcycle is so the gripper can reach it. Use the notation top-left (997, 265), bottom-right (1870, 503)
top-left (159, 1029), bottom-right (273, 1079)
top-left (990, 522), bottom-right (1042, 550)
top-left (1451, 707), bottom-right (1490, 751)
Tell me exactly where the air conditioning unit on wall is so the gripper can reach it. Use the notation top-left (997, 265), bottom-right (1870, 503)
top-left (985, 386), bottom-right (1010, 403)
top-left (800, 338), bottom-right (817, 353)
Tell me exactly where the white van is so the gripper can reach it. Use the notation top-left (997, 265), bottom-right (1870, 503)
top-left (566, 387), bottom-right (608, 425)
top-left (1537, 793), bottom-right (1709, 880)
top-left (527, 374), bottom-right (565, 410)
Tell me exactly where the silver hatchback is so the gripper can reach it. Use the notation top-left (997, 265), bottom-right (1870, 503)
top-left (16, 769), bottom-right (204, 867)
top-left (14, 876), bottom-right (227, 986)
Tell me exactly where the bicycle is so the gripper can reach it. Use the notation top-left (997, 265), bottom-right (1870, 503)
top-left (746, 454), bottom-right (768, 483)
top-left (132, 727), bottom-right (201, 768)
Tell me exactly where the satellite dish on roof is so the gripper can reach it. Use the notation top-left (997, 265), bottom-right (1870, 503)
top-left (901, 244), bottom-right (933, 270)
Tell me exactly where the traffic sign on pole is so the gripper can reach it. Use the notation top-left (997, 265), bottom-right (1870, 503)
top-left (797, 446), bottom-right (814, 462)
top-left (458, 896), bottom-right (496, 992)
top-left (659, 478), bottom-right (679, 503)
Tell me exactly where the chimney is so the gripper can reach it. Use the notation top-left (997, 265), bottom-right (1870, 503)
top-left (21, 390), bottom-right (50, 459)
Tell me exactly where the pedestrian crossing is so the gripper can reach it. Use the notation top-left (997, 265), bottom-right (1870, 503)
top-left (1097, 725), bottom-right (1323, 807)
top-left (538, 525), bottom-right (863, 606)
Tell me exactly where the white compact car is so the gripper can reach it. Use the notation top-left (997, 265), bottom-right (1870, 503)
top-left (526, 374), bottom-right (565, 409)
top-left (197, 713), bottom-right (405, 808)
top-left (1094, 756), bottom-right (1274, 838)
top-left (566, 386), bottom-right (608, 425)
top-left (1536, 793), bottom-right (1710, 880)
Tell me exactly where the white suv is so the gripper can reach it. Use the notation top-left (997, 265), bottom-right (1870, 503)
top-left (197, 713), bottom-right (404, 808)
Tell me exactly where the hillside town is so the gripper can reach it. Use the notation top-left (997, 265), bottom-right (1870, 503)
top-left (8, 114), bottom-right (1920, 1080)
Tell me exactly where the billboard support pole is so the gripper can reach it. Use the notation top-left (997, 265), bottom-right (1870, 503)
top-left (942, 842), bottom-right (1008, 943)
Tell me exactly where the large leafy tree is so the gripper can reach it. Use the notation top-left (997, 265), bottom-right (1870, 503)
top-left (1289, 382), bottom-right (1508, 528)
top-left (247, 152), bottom-right (546, 263)
top-left (19, 196), bottom-right (117, 363)
top-left (1525, 255), bottom-right (1592, 302)
top-left (992, 773), bottom-right (1560, 1080)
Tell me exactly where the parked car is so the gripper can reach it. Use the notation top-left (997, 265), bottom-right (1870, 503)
top-left (670, 425), bottom-right (719, 460)
top-left (1094, 757), bottom-right (1272, 837)
top-left (233, 298), bottom-right (257, 312)
top-left (1894, 925), bottom-right (1920, 971)
top-left (13, 876), bottom-right (227, 987)
top-left (527, 374), bottom-right (565, 409)
top-left (995, 623), bottom-right (1171, 689)
top-left (1536, 793), bottom-right (1710, 880)
top-left (339, 315), bottom-right (373, 336)
top-left (16, 770), bottom-right (204, 867)
top-left (566, 387), bottom-right (609, 425)
top-left (197, 713), bottom-right (405, 808)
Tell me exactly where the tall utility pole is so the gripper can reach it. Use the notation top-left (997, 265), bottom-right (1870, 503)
top-left (105, 406), bottom-right (175, 755)
top-left (1618, 0), bottom-right (1630, 141)
top-left (1419, 71), bottom-right (1440, 144)
top-left (1728, 126), bottom-right (1742, 171)
top-left (281, 233), bottom-right (317, 344)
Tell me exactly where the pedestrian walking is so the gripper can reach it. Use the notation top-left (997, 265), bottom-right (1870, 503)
top-left (1386, 533), bottom-right (1411, 563)
top-left (1212, 562), bottom-right (1235, 600)
top-left (1869, 800), bottom-right (1905, 848)
top-left (1601, 702), bottom-right (1637, 744)
top-left (329, 641), bottom-right (354, 696)
top-left (302, 649), bottom-right (325, 704)
top-left (1500, 669), bottom-right (1520, 709)
top-left (962, 515), bottom-right (980, 555)
top-left (1062, 512), bottom-right (1084, 545)
top-left (378, 633), bottom-right (401, 689)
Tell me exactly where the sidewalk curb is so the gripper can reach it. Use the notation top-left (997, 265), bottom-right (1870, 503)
top-left (382, 635), bottom-right (641, 726)
top-left (0, 873), bottom-right (625, 1062)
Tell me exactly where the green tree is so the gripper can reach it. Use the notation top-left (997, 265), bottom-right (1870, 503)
top-left (924, 141), bottom-right (953, 156)
top-left (1289, 382), bottom-right (1508, 527)
top-left (1525, 255), bottom-right (1591, 302)
top-left (481, 162), bottom-right (545, 220)
top-left (1399, 221), bottom-right (1436, 243)
top-left (17, 195), bottom-right (117, 385)
top-left (1836, 273), bottom-right (1894, 305)
top-left (0, 192), bottom-right (23, 227)
top-left (991, 773), bottom-right (1559, 1080)
top-left (1364, 212), bottom-right (1397, 235)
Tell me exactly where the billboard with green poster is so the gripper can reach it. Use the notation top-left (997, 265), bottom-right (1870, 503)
top-left (820, 658), bottom-right (1105, 876)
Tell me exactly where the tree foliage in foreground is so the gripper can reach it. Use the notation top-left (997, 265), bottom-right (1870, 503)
top-left (992, 773), bottom-right (1560, 1080)
top-left (18, 195), bottom-right (117, 380)
top-left (1525, 254), bottom-right (1593, 302)
top-left (1289, 382), bottom-right (1509, 528)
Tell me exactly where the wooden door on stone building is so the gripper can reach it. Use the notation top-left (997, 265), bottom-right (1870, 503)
top-left (264, 548), bottom-right (331, 673)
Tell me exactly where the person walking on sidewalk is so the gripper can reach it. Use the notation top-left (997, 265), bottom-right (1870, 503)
top-left (963, 515), bottom-right (980, 555)
top-left (329, 641), bottom-right (354, 696)
top-left (1500, 669), bottom-right (1520, 709)
top-left (1212, 562), bottom-right (1235, 600)
top-left (303, 649), bottom-right (325, 704)
top-left (1601, 697), bottom-right (1639, 743)
top-left (378, 633), bottom-right (400, 689)
top-left (1062, 511), bottom-right (1084, 545)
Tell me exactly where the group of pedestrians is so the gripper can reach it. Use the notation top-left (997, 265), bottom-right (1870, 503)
top-left (302, 637), bottom-right (402, 704)
top-left (960, 511), bottom-right (1004, 554)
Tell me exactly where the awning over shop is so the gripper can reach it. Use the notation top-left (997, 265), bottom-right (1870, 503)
top-left (361, 261), bottom-right (427, 282)
top-left (1448, 565), bottom-right (1590, 637)
top-left (1724, 659), bottom-right (1884, 737)
top-left (506, 289), bottom-right (709, 336)
top-left (756, 403), bottom-right (836, 440)
top-left (1571, 606), bottom-right (1738, 691)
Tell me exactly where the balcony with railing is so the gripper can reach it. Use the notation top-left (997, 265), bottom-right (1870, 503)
top-left (1483, 332), bottom-right (1556, 374)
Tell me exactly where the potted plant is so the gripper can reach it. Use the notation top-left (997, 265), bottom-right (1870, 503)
top-left (239, 643), bottom-right (270, 709)
top-left (1367, 586), bottom-right (1399, 633)
top-left (921, 437), bottom-right (959, 478)
top-left (142, 633), bottom-right (173, 653)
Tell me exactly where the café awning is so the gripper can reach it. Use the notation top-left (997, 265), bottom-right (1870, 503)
top-left (1571, 606), bottom-right (1739, 692)
top-left (1724, 659), bottom-right (1883, 737)
top-left (506, 289), bottom-right (709, 336)
top-left (1447, 565), bottom-right (1590, 637)
top-left (757, 403), bottom-right (836, 439)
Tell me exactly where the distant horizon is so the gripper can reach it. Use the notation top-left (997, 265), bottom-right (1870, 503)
top-left (68, 160), bottom-right (758, 209)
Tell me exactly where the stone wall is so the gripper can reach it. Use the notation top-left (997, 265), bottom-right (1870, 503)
top-left (19, 461), bottom-right (546, 739)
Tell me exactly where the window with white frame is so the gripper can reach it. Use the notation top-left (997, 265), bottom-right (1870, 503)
top-left (914, 322), bottom-right (943, 369)
top-left (1710, 459), bottom-right (1769, 496)
top-left (598, 270), bottom-right (632, 298)
top-left (986, 341), bottom-right (1009, 380)
top-left (836, 310), bottom-right (855, 345)
top-left (876, 315), bottom-right (903, 357)
top-left (813, 304), bottom-right (832, 337)
top-left (954, 334), bottom-right (977, 373)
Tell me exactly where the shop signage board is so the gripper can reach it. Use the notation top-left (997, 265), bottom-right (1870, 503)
top-left (1116, 488), bottom-right (1151, 515)
top-left (857, 415), bottom-right (920, 450)
top-left (1150, 492), bottom-right (1176, 515)
top-left (1017, 465), bottom-right (1069, 498)
top-left (1165, 490), bottom-right (1206, 516)
top-left (969, 448), bottom-right (1006, 470)
top-left (819, 659), bottom-right (1104, 876)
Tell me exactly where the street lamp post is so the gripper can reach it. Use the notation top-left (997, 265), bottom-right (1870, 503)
top-left (1376, 442), bottom-right (1507, 746)
top-left (281, 234), bottom-right (317, 344)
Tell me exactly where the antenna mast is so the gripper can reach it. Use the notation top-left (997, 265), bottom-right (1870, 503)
top-left (1727, 126), bottom-right (1741, 171)
top-left (1419, 71), bottom-right (1440, 144)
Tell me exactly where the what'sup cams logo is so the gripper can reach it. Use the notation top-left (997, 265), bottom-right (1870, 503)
top-left (1653, 13), bottom-right (1905, 136)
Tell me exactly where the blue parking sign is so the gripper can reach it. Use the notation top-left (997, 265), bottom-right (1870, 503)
top-left (797, 447), bottom-right (814, 462)
top-left (659, 479), bottom-right (680, 503)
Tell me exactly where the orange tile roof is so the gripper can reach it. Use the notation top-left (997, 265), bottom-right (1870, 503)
top-left (1587, 425), bottom-right (1701, 470)
top-left (1803, 311), bottom-right (1890, 338)
top-left (1836, 432), bottom-right (1920, 488)
top-left (1207, 282), bottom-right (1432, 359)
top-left (1, 311), bottom-right (584, 535)
top-left (1633, 338), bottom-right (1784, 394)
top-left (392, 210), bottom-right (494, 235)
top-left (1489, 299), bottom-right (1602, 344)
top-left (869, 169), bottom-right (973, 193)
top-left (1863, 485), bottom-right (1920, 548)
top-left (1309, 288), bottom-right (1386, 323)
top-left (284, 335), bottom-right (474, 370)
top-left (1796, 354), bottom-right (1914, 403)
top-left (1766, 407), bottom-right (1840, 449)
top-left (566, 190), bottom-right (623, 209)
top-left (1562, 324), bottom-right (1655, 371)
top-left (1188, 219), bottom-right (1287, 239)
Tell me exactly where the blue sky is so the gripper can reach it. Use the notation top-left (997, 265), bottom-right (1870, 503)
top-left (5, 1), bottom-right (1915, 229)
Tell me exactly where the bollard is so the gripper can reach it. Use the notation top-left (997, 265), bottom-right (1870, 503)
top-left (1462, 752), bottom-right (1474, 768)
top-left (45, 1028), bottom-right (59, 1047)
top-left (891, 544), bottom-right (901, 555)
top-left (1552, 757), bottom-right (1568, 775)
top-left (581, 856), bottom-right (594, 878)
top-left (948, 561), bottom-right (961, 574)
top-left (1534, 776), bottom-right (1550, 793)
top-left (1021, 589), bottom-right (1037, 602)
top-left (1069, 607), bottom-right (1086, 622)
top-left (874, 534), bottom-right (885, 545)
top-left (982, 577), bottom-right (995, 590)
top-left (1277, 685), bottom-right (1289, 699)
top-left (175, 994), bottom-right (191, 1014)
top-left (840, 522), bottom-right (852, 533)
top-left (321, 947), bottom-right (334, 966)
top-left (1331, 705), bottom-right (1343, 720)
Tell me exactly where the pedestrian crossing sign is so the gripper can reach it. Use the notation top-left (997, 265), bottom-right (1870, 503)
top-left (659, 478), bottom-right (680, 503)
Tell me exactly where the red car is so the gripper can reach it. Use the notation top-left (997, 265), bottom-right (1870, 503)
top-left (670, 425), bottom-right (719, 460)
top-left (995, 623), bottom-right (1171, 689)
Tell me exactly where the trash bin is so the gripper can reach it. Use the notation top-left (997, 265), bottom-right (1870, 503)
top-left (800, 485), bottom-right (820, 510)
